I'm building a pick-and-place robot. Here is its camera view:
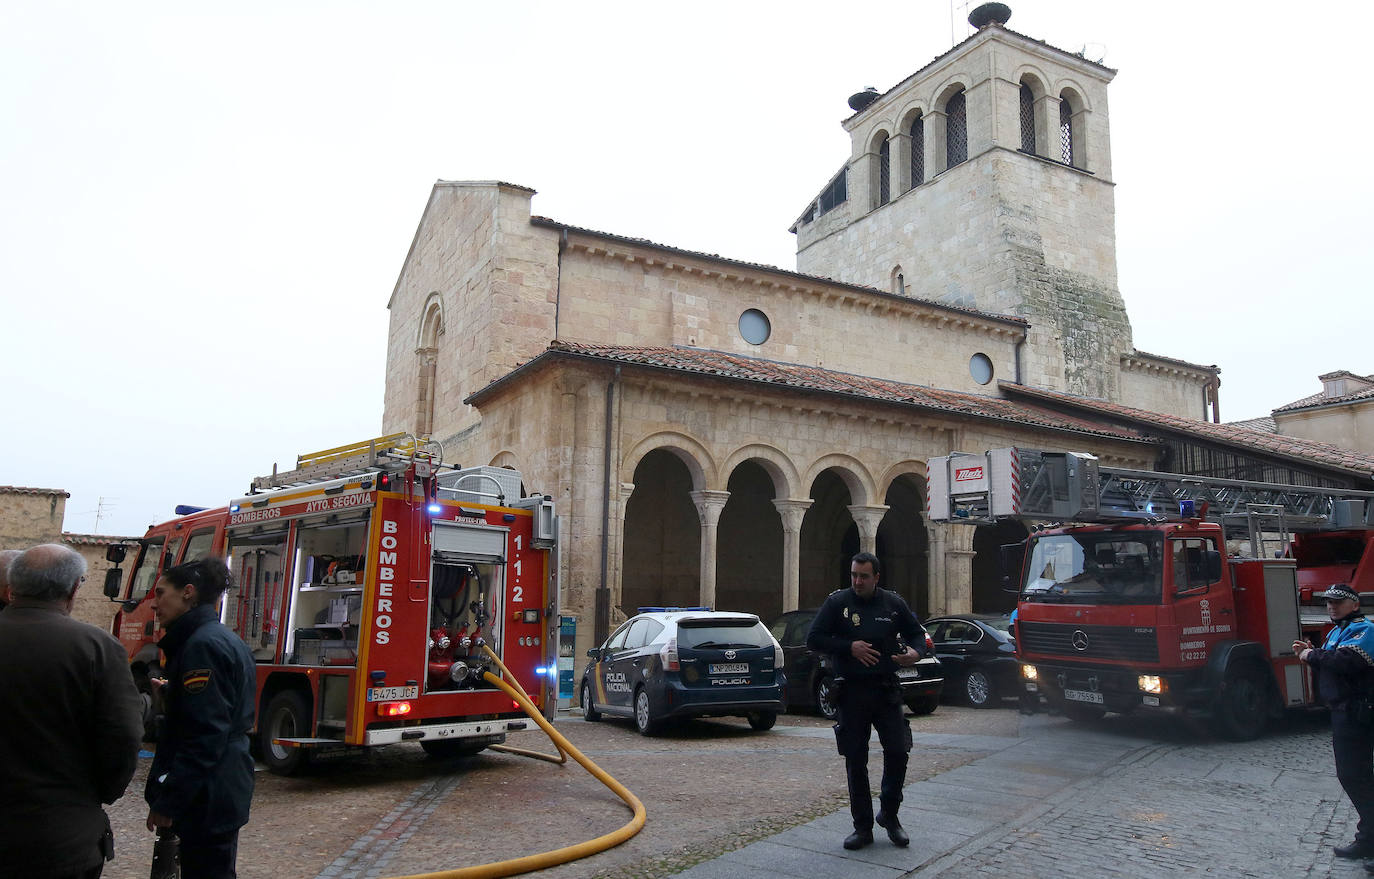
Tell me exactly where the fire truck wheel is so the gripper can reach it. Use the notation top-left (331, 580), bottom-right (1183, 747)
top-left (633, 687), bottom-right (659, 736)
top-left (260, 690), bottom-right (312, 775)
top-left (815, 676), bottom-right (839, 720)
top-left (905, 693), bottom-right (940, 716)
top-left (580, 681), bottom-right (602, 721)
top-left (1212, 666), bottom-right (1270, 741)
top-left (747, 711), bottom-right (777, 731)
top-left (420, 739), bottom-right (489, 759)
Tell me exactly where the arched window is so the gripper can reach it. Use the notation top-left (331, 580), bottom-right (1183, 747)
top-left (890, 266), bottom-right (905, 295)
top-left (875, 133), bottom-right (891, 207)
top-left (1059, 95), bottom-right (1074, 166)
top-left (416, 297), bottom-right (443, 438)
top-left (1019, 83), bottom-right (1036, 154)
top-left (908, 113), bottom-right (924, 187)
top-left (945, 90), bottom-right (967, 167)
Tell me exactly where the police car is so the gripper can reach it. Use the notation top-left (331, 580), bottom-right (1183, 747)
top-left (579, 608), bottom-right (786, 735)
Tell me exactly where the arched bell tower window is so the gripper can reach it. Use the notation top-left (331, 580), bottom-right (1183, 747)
top-left (945, 89), bottom-right (967, 167)
top-left (1059, 95), bottom-right (1074, 166)
top-left (873, 132), bottom-right (891, 208)
top-left (1019, 83), bottom-right (1036, 154)
top-left (908, 113), bottom-right (925, 187)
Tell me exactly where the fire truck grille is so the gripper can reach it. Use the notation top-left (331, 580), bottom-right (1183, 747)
top-left (1019, 622), bottom-right (1159, 663)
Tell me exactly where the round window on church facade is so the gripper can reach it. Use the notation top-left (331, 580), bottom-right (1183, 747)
top-left (739, 309), bottom-right (771, 345)
top-left (970, 353), bottom-right (994, 385)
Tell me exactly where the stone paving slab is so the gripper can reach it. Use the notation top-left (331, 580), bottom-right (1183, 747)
top-left (674, 713), bottom-right (1366, 879)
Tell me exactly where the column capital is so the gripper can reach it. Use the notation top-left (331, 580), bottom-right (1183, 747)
top-left (689, 490), bottom-right (731, 527)
top-left (771, 498), bottom-right (813, 532)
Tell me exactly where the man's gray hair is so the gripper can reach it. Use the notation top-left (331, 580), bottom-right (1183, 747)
top-left (9, 544), bottom-right (87, 602)
top-left (0, 548), bottom-right (21, 585)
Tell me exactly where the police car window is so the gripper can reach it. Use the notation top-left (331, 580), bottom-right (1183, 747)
top-left (677, 620), bottom-right (770, 649)
top-left (605, 622), bottom-right (633, 651)
top-left (623, 619), bottom-right (652, 649)
top-left (639, 619), bottom-right (664, 646)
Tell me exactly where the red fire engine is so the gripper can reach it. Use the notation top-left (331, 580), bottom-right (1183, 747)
top-left (929, 447), bottom-right (1374, 740)
top-left (104, 434), bottom-right (559, 774)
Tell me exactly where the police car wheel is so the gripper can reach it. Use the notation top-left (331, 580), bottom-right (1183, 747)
top-left (747, 711), bottom-right (777, 731)
top-left (815, 676), bottom-right (838, 720)
top-left (581, 681), bottom-right (602, 721)
top-left (634, 687), bottom-right (659, 736)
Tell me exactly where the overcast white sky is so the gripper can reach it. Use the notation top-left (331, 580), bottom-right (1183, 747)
top-left (3, 1), bottom-right (1369, 538)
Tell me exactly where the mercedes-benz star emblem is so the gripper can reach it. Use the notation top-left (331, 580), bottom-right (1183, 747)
top-left (1071, 630), bottom-right (1090, 651)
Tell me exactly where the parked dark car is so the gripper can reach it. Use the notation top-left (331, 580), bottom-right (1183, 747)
top-left (579, 609), bottom-right (786, 735)
top-left (768, 609), bottom-right (943, 718)
top-left (925, 614), bottom-right (1022, 707)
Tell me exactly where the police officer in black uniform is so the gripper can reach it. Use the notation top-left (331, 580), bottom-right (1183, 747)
top-left (1294, 583), bottom-right (1374, 864)
top-left (145, 558), bottom-right (255, 879)
top-left (807, 551), bottom-right (925, 850)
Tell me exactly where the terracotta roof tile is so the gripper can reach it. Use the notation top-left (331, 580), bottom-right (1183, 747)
top-left (482, 342), bottom-right (1150, 444)
top-left (63, 533), bottom-right (139, 546)
top-left (1002, 384), bottom-right (1374, 477)
top-left (1275, 382), bottom-right (1374, 413)
top-left (0, 486), bottom-right (69, 497)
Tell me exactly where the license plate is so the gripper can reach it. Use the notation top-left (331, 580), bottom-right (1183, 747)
top-left (896, 667), bottom-right (920, 679)
top-left (367, 685), bottom-right (418, 702)
top-left (1063, 688), bottom-right (1103, 704)
top-left (709, 662), bottom-right (749, 674)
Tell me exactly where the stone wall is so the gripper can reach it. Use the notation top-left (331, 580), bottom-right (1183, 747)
top-left (1276, 403), bottom-right (1374, 454)
top-left (0, 487), bottom-right (68, 547)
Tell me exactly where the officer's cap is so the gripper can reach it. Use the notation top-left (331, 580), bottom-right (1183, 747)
top-left (1321, 584), bottom-right (1360, 603)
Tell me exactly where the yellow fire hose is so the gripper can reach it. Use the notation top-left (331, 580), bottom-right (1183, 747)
top-left (383, 646), bottom-right (646, 879)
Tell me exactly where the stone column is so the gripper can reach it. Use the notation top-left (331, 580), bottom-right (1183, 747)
top-left (608, 482), bottom-right (635, 610)
top-left (926, 110), bottom-right (947, 175)
top-left (942, 524), bottom-right (978, 615)
top-left (689, 490), bottom-right (730, 609)
top-left (891, 132), bottom-right (912, 194)
top-left (847, 504), bottom-right (890, 555)
top-left (771, 499), bottom-right (813, 613)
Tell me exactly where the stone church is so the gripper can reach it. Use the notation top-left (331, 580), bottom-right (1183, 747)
top-left (379, 8), bottom-right (1374, 655)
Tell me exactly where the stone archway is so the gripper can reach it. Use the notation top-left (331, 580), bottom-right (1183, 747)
top-left (621, 449), bottom-right (701, 614)
top-left (716, 460), bottom-right (784, 619)
top-left (799, 468), bottom-right (860, 608)
top-left (972, 520), bottom-right (1029, 613)
top-left (878, 473), bottom-right (930, 617)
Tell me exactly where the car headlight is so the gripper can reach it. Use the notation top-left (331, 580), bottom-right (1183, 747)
top-left (1137, 674), bottom-right (1164, 695)
top-left (1021, 664), bottom-right (1038, 681)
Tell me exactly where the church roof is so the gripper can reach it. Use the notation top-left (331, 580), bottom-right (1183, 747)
top-left (1002, 384), bottom-right (1374, 478)
top-left (530, 217), bottom-right (1027, 332)
top-left (1274, 374), bottom-right (1374, 413)
top-left (469, 341), bottom-right (1149, 445)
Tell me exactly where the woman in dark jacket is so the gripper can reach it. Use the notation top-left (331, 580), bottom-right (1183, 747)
top-left (145, 558), bottom-right (256, 879)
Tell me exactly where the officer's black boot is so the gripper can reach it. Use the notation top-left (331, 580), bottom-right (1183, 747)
top-left (843, 828), bottom-right (874, 850)
top-left (875, 806), bottom-right (909, 847)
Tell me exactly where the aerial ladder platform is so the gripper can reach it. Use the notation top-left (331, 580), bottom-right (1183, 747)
top-left (928, 448), bottom-right (1374, 546)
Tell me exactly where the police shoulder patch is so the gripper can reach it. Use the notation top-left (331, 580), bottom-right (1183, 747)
top-left (183, 668), bottom-right (212, 694)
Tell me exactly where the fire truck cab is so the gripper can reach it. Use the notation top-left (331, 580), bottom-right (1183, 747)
top-left (929, 447), bottom-right (1374, 740)
top-left (106, 434), bottom-right (559, 773)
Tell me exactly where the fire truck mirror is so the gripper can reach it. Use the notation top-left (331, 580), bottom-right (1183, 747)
top-left (1204, 550), bottom-right (1223, 583)
top-left (105, 544), bottom-right (127, 564)
top-left (999, 542), bottom-right (1026, 592)
top-left (103, 568), bottom-right (124, 599)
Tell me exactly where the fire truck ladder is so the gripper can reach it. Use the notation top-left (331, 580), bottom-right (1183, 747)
top-left (1089, 464), bottom-right (1374, 534)
top-left (249, 432), bottom-right (445, 492)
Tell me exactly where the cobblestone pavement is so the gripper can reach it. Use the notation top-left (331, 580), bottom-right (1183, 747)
top-left (679, 710), bottom-right (1368, 879)
top-left (99, 705), bottom-right (1367, 879)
